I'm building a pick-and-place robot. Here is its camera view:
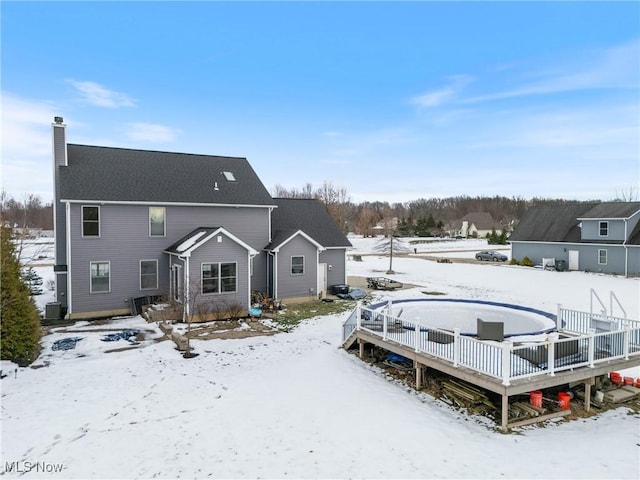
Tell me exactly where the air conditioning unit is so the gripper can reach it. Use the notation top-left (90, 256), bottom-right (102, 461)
top-left (45, 302), bottom-right (62, 321)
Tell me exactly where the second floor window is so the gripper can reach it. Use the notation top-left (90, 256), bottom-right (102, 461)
top-left (82, 206), bottom-right (100, 237)
top-left (599, 221), bottom-right (608, 236)
top-left (149, 207), bottom-right (166, 237)
top-left (291, 256), bottom-right (304, 275)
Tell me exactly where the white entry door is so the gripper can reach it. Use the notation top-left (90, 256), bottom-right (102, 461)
top-left (318, 263), bottom-right (327, 297)
top-left (568, 250), bottom-right (579, 270)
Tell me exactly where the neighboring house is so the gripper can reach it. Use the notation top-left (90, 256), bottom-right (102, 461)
top-left (51, 117), bottom-right (351, 320)
top-left (448, 213), bottom-right (502, 238)
top-left (509, 202), bottom-right (640, 276)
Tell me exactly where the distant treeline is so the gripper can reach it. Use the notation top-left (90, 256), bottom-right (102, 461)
top-left (1, 187), bottom-right (603, 236)
top-left (1, 193), bottom-right (53, 230)
top-left (273, 181), bottom-right (603, 236)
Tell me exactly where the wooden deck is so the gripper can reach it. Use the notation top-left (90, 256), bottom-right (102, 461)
top-left (342, 304), bottom-right (640, 431)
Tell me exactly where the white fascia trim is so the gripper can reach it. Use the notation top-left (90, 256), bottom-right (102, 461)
top-left (181, 227), bottom-right (259, 256)
top-left (576, 215), bottom-right (637, 221)
top-left (270, 230), bottom-right (324, 253)
top-left (60, 199), bottom-right (276, 209)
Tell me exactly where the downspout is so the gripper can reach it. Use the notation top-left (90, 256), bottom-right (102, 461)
top-left (178, 255), bottom-right (188, 322)
top-left (65, 202), bottom-right (72, 317)
top-left (623, 218), bottom-right (628, 277)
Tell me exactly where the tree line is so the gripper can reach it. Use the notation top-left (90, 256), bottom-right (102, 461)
top-left (1, 192), bottom-right (53, 230)
top-left (272, 181), bottom-right (603, 236)
top-left (0, 186), bottom-right (612, 236)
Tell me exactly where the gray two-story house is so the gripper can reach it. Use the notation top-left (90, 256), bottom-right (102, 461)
top-left (510, 202), bottom-right (640, 276)
top-left (51, 117), bottom-right (351, 320)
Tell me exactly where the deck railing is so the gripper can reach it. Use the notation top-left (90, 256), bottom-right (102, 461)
top-left (343, 303), bottom-right (640, 386)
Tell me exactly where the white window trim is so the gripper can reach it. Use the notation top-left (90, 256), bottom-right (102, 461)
top-left (82, 205), bottom-right (101, 238)
top-left (140, 259), bottom-right (159, 290)
top-left (291, 255), bottom-right (304, 276)
top-left (201, 261), bottom-right (238, 295)
top-left (598, 249), bottom-right (608, 265)
top-left (90, 260), bottom-right (110, 293)
top-left (599, 221), bottom-right (609, 237)
top-left (149, 207), bottom-right (166, 237)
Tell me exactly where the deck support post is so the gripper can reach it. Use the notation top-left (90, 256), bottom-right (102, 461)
top-left (584, 380), bottom-right (592, 412)
top-left (501, 393), bottom-right (509, 432)
top-left (415, 363), bottom-right (424, 390)
top-left (358, 339), bottom-right (364, 359)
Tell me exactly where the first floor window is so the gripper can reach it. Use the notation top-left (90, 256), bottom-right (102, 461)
top-left (598, 249), bottom-right (607, 265)
top-left (90, 261), bottom-right (110, 293)
top-left (291, 256), bottom-right (304, 275)
top-left (82, 206), bottom-right (100, 237)
top-left (202, 262), bottom-right (236, 294)
top-left (140, 260), bottom-right (158, 289)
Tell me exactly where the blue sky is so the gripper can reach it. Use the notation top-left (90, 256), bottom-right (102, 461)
top-left (2, 1), bottom-right (639, 204)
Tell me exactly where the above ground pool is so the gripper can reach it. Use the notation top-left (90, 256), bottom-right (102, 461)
top-left (368, 298), bottom-right (557, 337)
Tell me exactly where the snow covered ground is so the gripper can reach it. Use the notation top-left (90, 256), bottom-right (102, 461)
top-left (2, 236), bottom-right (639, 479)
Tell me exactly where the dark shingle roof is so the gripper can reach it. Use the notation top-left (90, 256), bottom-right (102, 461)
top-left (578, 202), bottom-right (640, 220)
top-left (165, 227), bottom-right (220, 255)
top-left (509, 203), bottom-right (598, 243)
top-left (59, 144), bottom-right (275, 206)
top-left (268, 198), bottom-right (351, 249)
top-left (460, 212), bottom-right (500, 230)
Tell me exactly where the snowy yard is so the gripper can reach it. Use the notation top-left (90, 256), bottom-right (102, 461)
top-left (1, 236), bottom-right (639, 479)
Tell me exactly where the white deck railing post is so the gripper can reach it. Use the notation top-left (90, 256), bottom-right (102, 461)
top-left (415, 323), bottom-right (420, 352)
top-left (547, 335), bottom-right (556, 377)
top-left (501, 341), bottom-right (511, 386)
top-left (453, 328), bottom-right (461, 367)
top-left (383, 313), bottom-right (388, 341)
top-left (587, 329), bottom-right (595, 367)
top-left (623, 325), bottom-right (630, 360)
top-left (356, 304), bottom-right (361, 331)
top-left (556, 303), bottom-right (563, 331)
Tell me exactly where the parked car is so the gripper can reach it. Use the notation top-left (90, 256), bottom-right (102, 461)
top-left (475, 251), bottom-right (508, 262)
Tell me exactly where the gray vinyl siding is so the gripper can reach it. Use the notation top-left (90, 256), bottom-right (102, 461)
top-left (511, 242), bottom-right (638, 276)
top-left (511, 243), bottom-right (569, 266)
top-left (320, 249), bottom-right (347, 286)
top-left (275, 236), bottom-right (318, 299)
top-left (67, 203), bottom-right (269, 315)
top-left (628, 247), bottom-right (640, 276)
top-left (581, 219), bottom-right (626, 241)
top-left (187, 236), bottom-right (250, 311)
top-left (579, 245), bottom-right (627, 275)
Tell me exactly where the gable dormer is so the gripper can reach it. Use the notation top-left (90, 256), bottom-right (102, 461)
top-left (577, 202), bottom-right (640, 243)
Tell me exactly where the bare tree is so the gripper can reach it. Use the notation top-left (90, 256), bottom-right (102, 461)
top-left (613, 185), bottom-right (638, 202)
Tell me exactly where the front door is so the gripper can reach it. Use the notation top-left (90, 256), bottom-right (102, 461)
top-left (568, 250), bottom-right (579, 270)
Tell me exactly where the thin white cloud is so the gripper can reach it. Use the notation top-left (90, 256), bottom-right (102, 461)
top-left (411, 75), bottom-right (474, 108)
top-left (464, 39), bottom-right (640, 104)
top-left (69, 80), bottom-right (136, 108)
top-left (125, 122), bottom-right (179, 143)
